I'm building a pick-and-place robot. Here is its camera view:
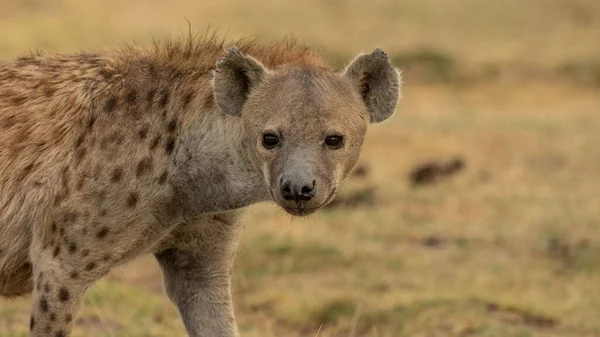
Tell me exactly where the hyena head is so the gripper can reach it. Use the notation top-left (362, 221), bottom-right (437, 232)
top-left (213, 47), bottom-right (401, 216)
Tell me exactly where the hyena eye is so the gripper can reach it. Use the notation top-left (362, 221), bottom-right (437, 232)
top-left (325, 135), bottom-right (344, 149)
top-left (262, 133), bottom-right (279, 149)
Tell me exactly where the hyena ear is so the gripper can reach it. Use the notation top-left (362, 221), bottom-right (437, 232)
top-left (212, 47), bottom-right (267, 117)
top-left (344, 48), bottom-right (401, 123)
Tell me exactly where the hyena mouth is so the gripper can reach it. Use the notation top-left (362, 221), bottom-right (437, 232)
top-left (281, 188), bottom-right (338, 217)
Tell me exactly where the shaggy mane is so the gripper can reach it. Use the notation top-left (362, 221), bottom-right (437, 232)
top-left (118, 31), bottom-right (331, 71)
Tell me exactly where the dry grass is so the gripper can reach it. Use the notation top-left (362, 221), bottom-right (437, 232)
top-left (1, 0), bottom-right (600, 81)
top-left (1, 0), bottom-right (599, 336)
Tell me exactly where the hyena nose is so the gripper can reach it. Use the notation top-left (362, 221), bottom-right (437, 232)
top-left (280, 176), bottom-right (317, 202)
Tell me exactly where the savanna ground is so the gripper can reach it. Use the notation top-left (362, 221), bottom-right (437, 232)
top-left (1, 0), bottom-right (600, 336)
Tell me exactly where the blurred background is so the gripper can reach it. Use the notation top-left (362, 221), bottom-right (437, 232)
top-left (1, 0), bottom-right (600, 336)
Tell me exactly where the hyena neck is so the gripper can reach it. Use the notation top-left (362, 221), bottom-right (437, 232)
top-left (170, 107), bottom-right (270, 217)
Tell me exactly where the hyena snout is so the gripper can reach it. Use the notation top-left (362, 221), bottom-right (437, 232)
top-left (280, 171), bottom-right (317, 202)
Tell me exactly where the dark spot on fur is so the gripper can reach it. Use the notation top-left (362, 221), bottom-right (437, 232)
top-left (69, 271), bottom-right (79, 279)
top-left (202, 93), bottom-right (215, 109)
top-left (158, 171), bottom-right (168, 185)
top-left (75, 147), bottom-right (86, 162)
top-left (2, 115), bottom-right (17, 130)
top-left (59, 227), bottom-right (65, 236)
top-left (110, 167), bottom-right (123, 183)
top-left (30, 316), bottom-right (35, 330)
top-left (53, 246), bottom-right (61, 258)
top-left (148, 63), bottom-right (157, 76)
top-left (212, 214), bottom-right (229, 224)
top-left (44, 86), bottom-right (56, 98)
top-left (76, 176), bottom-right (85, 191)
top-left (63, 212), bottom-right (77, 225)
top-left (99, 68), bottom-right (113, 79)
top-left (18, 163), bottom-right (34, 183)
top-left (85, 262), bottom-right (96, 271)
top-left (99, 209), bottom-right (107, 217)
top-left (150, 135), bottom-right (162, 150)
top-left (44, 283), bottom-right (51, 293)
top-left (165, 137), bottom-right (175, 155)
top-left (65, 314), bottom-right (73, 323)
top-left (182, 91), bottom-right (194, 109)
top-left (96, 227), bottom-right (109, 239)
top-left (88, 117), bottom-right (96, 129)
top-left (68, 241), bottom-right (77, 254)
top-left (53, 196), bottom-right (63, 207)
top-left (102, 254), bottom-right (111, 262)
top-left (127, 192), bottom-right (139, 208)
top-left (51, 222), bottom-right (57, 233)
top-left (126, 90), bottom-right (137, 103)
top-left (82, 249), bottom-right (90, 257)
top-left (158, 90), bottom-right (169, 107)
top-left (34, 141), bottom-right (47, 151)
top-left (147, 89), bottom-right (156, 102)
top-left (105, 96), bottom-right (117, 113)
top-left (136, 157), bottom-right (153, 177)
top-left (167, 119), bottom-right (177, 133)
top-left (55, 330), bottom-right (66, 337)
top-left (10, 95), bottom-right (27, 106)
top-left (58, 287), bottom-right (70, 302)
top-left (75, 134), bottom-right (85, 148)
top-left (40, 297), bottom-right (49, 312)
top-left (96, 190), bottom-right (107, 203)
top-left (138, 126), bottom-right (149, 139)
top-left (50, 313), bottom-right (56, 321)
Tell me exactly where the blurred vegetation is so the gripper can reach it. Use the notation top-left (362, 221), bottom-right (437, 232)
top-left (1, 0), bottom-right (599, 85)
top-left (1, 0), bottom-right (600, 336)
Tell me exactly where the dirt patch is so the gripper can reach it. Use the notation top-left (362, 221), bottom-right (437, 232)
top-left (409, 156), bottom-right (466, 186)
top-left (350, 162), bottom-right (370, 179)
top-left (483, 301), bottom-right (559, 329)
top-left (392, 49), bottom-right (459, 83)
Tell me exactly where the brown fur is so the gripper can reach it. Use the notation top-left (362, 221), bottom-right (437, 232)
top-left (0, 35), bottom-right (324, 293)
top-left (0, 34), bottom-right (400, 336)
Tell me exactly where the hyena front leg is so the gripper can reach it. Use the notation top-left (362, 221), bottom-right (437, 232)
top-left (28, 213), bottom-right (119, 337)
top-left (155, 212), bottom-right (244, 337)
top-left (28, 245), bottom-right (91, 337)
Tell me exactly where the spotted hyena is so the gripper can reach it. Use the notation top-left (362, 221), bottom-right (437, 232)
top-left (0, 36), bottom-right (401, 336)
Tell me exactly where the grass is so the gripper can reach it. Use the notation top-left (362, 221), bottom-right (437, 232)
top-left (1, 0), bottom-right (600, 336)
